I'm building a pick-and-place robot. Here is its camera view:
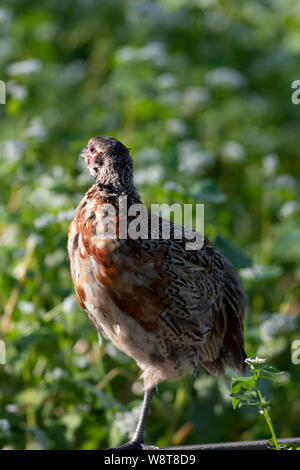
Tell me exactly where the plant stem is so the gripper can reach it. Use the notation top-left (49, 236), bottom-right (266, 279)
top-left (255, 375), bottom-right (280, 450)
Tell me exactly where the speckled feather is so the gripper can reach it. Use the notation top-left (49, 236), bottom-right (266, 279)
top-left (68, 137), bottom-right (247, 390)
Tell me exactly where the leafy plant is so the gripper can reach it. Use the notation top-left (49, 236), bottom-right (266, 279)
top-left (231, 357), bottom-right (294, 450)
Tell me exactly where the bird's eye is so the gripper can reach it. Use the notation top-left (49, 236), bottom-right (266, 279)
top-left (90, 145), bottom-right (95, 153)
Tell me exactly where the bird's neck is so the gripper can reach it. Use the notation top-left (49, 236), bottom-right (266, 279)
top-left (95, 181), bottom-right (142, 205)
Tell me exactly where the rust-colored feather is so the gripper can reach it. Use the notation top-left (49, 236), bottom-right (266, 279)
top-left (68, 184), bottom-right (247, 381)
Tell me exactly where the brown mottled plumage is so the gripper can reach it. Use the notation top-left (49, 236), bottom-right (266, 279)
top-left (67, 136), bottom-right (247, 449)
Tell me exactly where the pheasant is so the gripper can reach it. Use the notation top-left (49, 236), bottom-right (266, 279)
top-left (67, 136), bottom-right (247, 450)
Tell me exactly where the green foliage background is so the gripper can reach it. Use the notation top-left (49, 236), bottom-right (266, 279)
top-left (0, 0), bottom-right (300, 450)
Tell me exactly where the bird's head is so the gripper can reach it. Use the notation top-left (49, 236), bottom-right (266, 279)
top-left (80, 136), bottom-right (135, 195)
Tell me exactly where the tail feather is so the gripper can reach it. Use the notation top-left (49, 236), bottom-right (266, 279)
top-left (199, 270), bottom-right (247, 377)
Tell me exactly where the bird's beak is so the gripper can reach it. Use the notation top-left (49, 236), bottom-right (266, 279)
top-left (80, 146), bottom-right (88, 159)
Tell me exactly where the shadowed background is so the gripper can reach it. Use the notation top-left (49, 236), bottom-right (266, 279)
top-left (0, 0), bottom-right (300, 449)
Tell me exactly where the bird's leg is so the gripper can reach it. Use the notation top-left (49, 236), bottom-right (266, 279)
top-left (131, 386), bottom-right (155, 444)
top-left (115, 387), bottom-right (157, 450)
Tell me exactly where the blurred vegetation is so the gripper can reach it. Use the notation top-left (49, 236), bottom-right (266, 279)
top-left (0, 0), bottom-right (300, 450)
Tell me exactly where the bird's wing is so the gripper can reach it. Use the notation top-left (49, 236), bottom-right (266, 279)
top-left (82, 208), bottom-right (246, 374)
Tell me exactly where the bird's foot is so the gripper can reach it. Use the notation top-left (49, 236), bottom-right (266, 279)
top-left (110, 440), bottom-right (158, 451)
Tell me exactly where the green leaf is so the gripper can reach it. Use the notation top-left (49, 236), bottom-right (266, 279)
top-left (231, 397), bottom-right (240, 410)
top-left (230, 389), bottom-right (261, 407)
top-left (231, 376), bottom-right (257, 409)
top-left (231, 376), bottom-right (256, 393)
top-left (258, 365), bottom-right (285, 379)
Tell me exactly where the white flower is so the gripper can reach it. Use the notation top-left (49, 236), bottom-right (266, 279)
top-left (0, 225), bottom-right (18, 247)
top-left (0, 419), bottom-right (10, 433)
top-left (18, 301), bottom-right (34, 314)
top-left (140, 42), bottom-right (167, 66)
top-left (154, 73), bottom-right (177, 90)
top-left (30, 186), bottom-right (68, 209)
top-left (0, 139), bottom-right (27, 162)
top-left (239, 264), bottom-right (263, 281)
top-left (181, 86), bottom-right (210, 114)
top-left (116, 46), bottom-right (136, 63)
top-left (51, 165), bottom-right (65, 179)
top-left (0, 8), bottom-right (12, 25)
top-left (134, 164), bottom-right (164, 185)
top-left (245, 356), bottom-right (267, 366)
top-left (165, 118), bottom-right (188, 136)
top-left (205, 67), bottom-right (246, 89)
top-left (262, 153), bottom-right (278, 177)
top-left (220, 141), bottom-right (246, 163)
top-left (52, 367), bottom-right (66, 380)
top-left (57, 209), bottom-right (76, 222)
top-left (6, 81), bottom-right (28, 100)
top-left (114, 405), bottom-right (141, 438)
top-left (63, 295), bottom-right (77, 314)
top-left (260, 313), bottom-right (297, 342)
top-left (177, 140), bottom-right (215, 173)
top-left (74, 356), bottom-right (90, 369)
top-left (278, 200), bottom-right (298, 219)
top-left (116, 42), bottom-right (167, 66)
top-left (5, 404), bottom-right (18, 413)
top-left (23, 117), bottom-right (48, 140)
top-left (34, 213), bottom-right (56, 230)
top-left (7, 58), bottom-right (42, 76)
top-left (164, 181), bottom-right (179, 192)
top-left (194, 375), bottom-right (215, 399)
top-left (45, 249), bottom-right (65, 267)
